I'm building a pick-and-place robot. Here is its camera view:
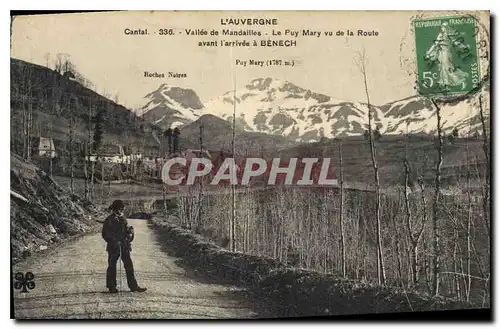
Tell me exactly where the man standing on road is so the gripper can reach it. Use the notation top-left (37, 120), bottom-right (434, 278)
top-left (102, 200), bottom-right (147, 293)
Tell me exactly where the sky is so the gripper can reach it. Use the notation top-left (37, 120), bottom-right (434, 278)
top-left (10, 11), bottom-right (489, 110)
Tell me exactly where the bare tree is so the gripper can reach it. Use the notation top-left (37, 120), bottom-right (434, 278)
top-left (338, 139), bottom-right (346, 278)
top-left (68, 100), bottom-right (75, 194)
top-left (54, 54), bottom-right (63, 74)
top-left (478, 95), bottom-right (490, 245)
top-left (27, 69), bottom-right (33, 161)
top-left (478, 94), bottom-right (491, 304)
top-left (464, 122), bottom-right (473, 302)
top-left (403, 132), bottom-right (426, 287)
top-left (84, 96), bottom-right (93, 201)
top-left (20, 63), bottom-right (35, 161)
top-left (355, 49), bottom-right (386, 285)
top-left (44, 89), bottom-right (57, 178)
top-left (198, 123), bottom-right (204, 227)
top-left (229, 80), bottom-right (237, 251)
top-left (44, 52), bottom-right (51, 69)
top-left (63, 56), bottom-right (74, 75)
top-left (55, 53), bottom-right (70, 75)
top-left (430, 98), bottom-right (443, 296)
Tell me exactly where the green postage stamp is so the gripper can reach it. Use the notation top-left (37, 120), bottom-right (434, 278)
top-left (414, 16), bottom-right (480, 97)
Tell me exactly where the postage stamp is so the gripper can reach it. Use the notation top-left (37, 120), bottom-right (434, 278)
top-left (414, 15), bottom-right (480, 97)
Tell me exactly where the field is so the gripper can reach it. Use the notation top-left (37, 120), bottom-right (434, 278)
top-left (281, 135), bottom-right (488, 188)
top-left (168, 135), bottom-right (490, 306)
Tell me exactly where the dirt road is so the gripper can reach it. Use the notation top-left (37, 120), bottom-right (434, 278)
top-left (13, 219), bottom-right (259, 319)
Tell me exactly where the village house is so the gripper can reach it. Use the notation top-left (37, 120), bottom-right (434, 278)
top-left (31, 137), bottom-right (56, 159)
top-left (85, 145), bottom-right (140, 164)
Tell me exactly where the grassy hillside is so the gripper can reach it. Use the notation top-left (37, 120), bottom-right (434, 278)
top-left (10, 58), bottom-right (162, 156)
top-left (180, 114), bottom-right (295, 155)
top-left (280, 134), bottom-right (488, 188)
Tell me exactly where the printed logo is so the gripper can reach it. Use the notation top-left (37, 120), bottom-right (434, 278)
top-left (14, 272), bottom-right (35, 293)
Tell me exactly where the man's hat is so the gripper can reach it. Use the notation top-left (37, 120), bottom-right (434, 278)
top-left (108, 199), bottom-right (125, 211)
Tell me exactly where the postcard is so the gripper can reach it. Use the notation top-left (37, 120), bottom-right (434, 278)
top-left (10, 10), bottom-right (491, 320)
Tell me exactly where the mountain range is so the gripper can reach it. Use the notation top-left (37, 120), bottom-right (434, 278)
top-left (137, 77), bottom-right (489, 143)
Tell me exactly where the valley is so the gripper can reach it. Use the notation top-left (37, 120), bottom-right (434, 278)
top-left (9, 54), bottom-right (491, 316)
top-left (9, 10), bottom-right (491, 320)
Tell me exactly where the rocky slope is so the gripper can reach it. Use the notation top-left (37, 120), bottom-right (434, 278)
top-left (10, 154), bottom-right (99, 261)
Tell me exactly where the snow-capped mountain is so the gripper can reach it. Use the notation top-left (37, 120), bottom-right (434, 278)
top-left (140, 78), bottom-right (488, 142)
top-left (382, 93), bottom-right (489, 136)
top-left (138, 83), bottom-right (203, 130)
top-left (204, 77), bottom-right (386, 142)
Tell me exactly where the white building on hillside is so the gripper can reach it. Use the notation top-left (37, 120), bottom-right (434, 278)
top-left (33, 137), bottom-right (56, 159)
top-left (85, 145), bottom-right (140, 164)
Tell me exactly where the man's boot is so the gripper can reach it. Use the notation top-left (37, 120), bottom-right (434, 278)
top-left (130, 286), bottom-right (147, 292)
